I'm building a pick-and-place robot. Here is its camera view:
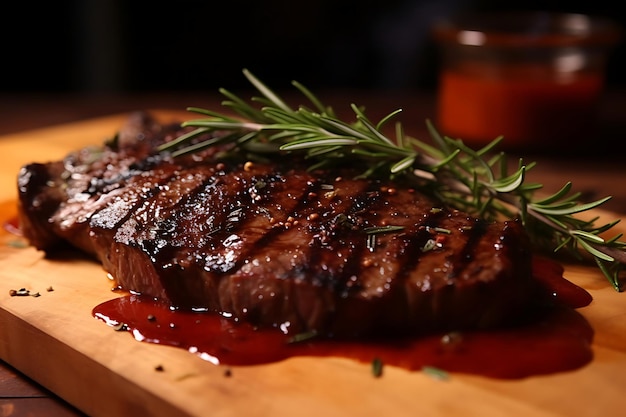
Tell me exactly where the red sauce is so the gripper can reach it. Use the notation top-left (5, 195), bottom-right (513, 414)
top-left (92, 257), bottom-right (594, 379)
top-left (436, 67), bottom-right (603, 149)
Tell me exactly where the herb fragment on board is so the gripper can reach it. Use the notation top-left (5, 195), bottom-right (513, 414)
top-left (156, 69), bottom-right (626, 291)
top-left (372, 357), bottom-right (384, 378)
top-left (288, 330), bottom-right (318, 343)
top-left (422, 366), bottom-right (449, 381)
top-left (6, 239), bottom-right (28, 248)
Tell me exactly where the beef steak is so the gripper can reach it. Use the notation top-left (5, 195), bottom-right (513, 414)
top-left (17, 112), bottom-right (537, 338)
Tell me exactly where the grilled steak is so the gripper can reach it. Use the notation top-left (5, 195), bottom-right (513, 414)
top-left (17, 111), bottom-right (537, 338)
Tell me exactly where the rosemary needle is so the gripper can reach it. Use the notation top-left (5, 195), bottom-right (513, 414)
top-left (158, 69), bottom-right (625, 292)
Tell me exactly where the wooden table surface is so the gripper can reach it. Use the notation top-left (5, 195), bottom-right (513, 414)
top-left (0, 89), bottom-right (624, 416)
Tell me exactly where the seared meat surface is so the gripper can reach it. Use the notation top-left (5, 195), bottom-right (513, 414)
top-left (17, 112), bottom-right (536, 338)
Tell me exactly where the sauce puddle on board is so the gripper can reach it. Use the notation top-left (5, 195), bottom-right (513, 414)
top-left (92, 257), bottom-right (594, 379)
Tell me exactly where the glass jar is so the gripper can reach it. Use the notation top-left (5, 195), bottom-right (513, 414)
top-left (433, 12), bottom-right (621, 150)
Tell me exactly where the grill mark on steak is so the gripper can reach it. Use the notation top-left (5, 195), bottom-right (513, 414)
top-left (90, 167), bottom-right (215, 297)
top-left (203, 168), bottom-right (316, 274)
top-left (109, 164), bottom-right (316, 310)
top-left (85, 154), bottom-right (169, 196)
top-left (444, 218), bottom-right (487, 279)
top-left (387, 206), bottom-right (445, 283)
top-left (16, 111), bottom-right (540, 338)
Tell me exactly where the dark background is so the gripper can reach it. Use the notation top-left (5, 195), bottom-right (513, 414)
top-left (1, 0), bottom-right (624, 95)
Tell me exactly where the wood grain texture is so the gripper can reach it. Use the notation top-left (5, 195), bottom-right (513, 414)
top-left (0, 113), bottom-right (625, 417)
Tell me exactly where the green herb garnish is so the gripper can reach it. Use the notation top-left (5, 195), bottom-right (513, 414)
top-left (158, 69), bottom-right (626, 291)
top-left (422, 365), bottom-right (449, 381)
top-left (372, 357), bottom-right (384, 378)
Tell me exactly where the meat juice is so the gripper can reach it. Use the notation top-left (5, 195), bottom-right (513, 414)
top-left (436, 66), bottom-right (603, 149)
top-left (92, 257), bottom-right (594, 379)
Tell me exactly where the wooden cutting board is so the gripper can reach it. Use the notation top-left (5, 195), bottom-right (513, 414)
top-left (1, 113), bottom-right (625, 417)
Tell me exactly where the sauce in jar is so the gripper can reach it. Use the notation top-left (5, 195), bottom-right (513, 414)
top-left (433, 12), bottom-right (620, 150)
top-left (437, 66), bottom-right (603, 147)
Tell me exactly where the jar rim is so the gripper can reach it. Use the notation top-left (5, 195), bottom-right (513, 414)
top-left (433, 12), bottom-right (621, 47)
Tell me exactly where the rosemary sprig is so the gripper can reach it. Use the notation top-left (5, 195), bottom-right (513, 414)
top-left (158, 69), bottom-right (625, 291)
